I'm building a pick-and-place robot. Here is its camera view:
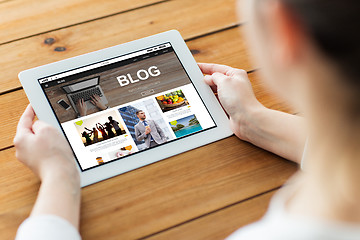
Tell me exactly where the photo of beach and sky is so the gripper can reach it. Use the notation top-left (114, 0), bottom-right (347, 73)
top-left (169, 114), bottom-right (202, 138)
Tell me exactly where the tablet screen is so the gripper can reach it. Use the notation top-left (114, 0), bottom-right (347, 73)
top-left (38, 43), bottom-right (216, 171)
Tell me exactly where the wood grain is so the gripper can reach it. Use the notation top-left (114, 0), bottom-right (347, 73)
top-left (0, 1), bottom-right (299, 239)
top-left (0, 0), bottom-right (164, 44)
top-left (188, 27), bottom-right (255, 71)
top-left (0, 147), bottom-right (39, 240)
top-left (145, 191), bottom-right (275, 240)
top-left (0, 136), bottom-right (297, 240)
top-left (0, 0), bottom-right (239, 94)
top-left (0, 90), bottom-right (28, 149)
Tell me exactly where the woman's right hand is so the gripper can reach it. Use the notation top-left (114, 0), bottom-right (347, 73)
top-left (199, 63), bottom-right (306, 164)
top-left (198, 63), bottom-right (265, 141)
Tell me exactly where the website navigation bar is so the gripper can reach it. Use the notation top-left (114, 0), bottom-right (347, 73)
top-left (39, 43), bottom-right (171, 84)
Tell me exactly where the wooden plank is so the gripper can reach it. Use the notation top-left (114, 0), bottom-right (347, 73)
top-left (0, 0), bottom-right (164, 44)
top-left (0, 137), bottom-right (297, 240)
top-left (187, 27), bottom-right (255, 72)
top-left (0, 90), bottom-right (28, 149)
top-left (145, 191), bottom-right (275, 240)
top-left (0, 148), bottom-right (39, 240)
top-left (0, 0), bottom-right (239, 94)
top-left (0, 70), bottom-right (293, 150)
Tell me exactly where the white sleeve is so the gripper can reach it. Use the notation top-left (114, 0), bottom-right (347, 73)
top-left (15, 215), bottom-right (81, 240)
top-left (300, 137), bottom-right (309, 171)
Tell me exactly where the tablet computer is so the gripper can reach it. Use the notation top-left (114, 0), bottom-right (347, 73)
top-left (19, 30), bottom-right (233, 187)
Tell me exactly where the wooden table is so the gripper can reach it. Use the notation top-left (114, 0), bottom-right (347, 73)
top-left (0, 0), bottom-right (298, 239)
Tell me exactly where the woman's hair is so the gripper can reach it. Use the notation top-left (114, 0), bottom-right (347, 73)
top-left (282, 1), bottom-right (360, 82)
top-left (281, 0), bottom-right (360, 113)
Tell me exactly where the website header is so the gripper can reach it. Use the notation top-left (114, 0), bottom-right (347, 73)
top-left (39, 43), bottom-right (171, 84)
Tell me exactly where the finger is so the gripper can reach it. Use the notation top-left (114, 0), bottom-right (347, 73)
top-left (198, 63), bottom-right (234, 75)
top-left (14, 105), bottom-right (35, 145)
top-left (211, 72), bottom-right (229, 86)
top-left (16, 104), bottom-right (35, 134)
top-left (32, 120), bottom-right (50, 134)
top-left (210, 85), bottom-right (217, 94)
top-left (90, 100), bottom-right (95, 105)
top-left (198, 63), bottom-right (246, 77)
top-left (204, 75), bottom-right (225, 90)
top-left (203, 75), bottom-right (219, 95)
top-left (204, 75), bottom-right (216, 87)
top-left (91, 95), bottom-right (99, 102)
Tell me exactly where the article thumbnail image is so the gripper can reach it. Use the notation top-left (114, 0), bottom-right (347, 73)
top-left (74, 110), bottom-right (126, 147)
top-left (169, 114), bottom-right (202, 138)
top-left (118, 99), bottom-right (174, 151)
top-left (155, 89), bottom-right (189, 113)
top-left (107, 145), bottom-right (134, 161)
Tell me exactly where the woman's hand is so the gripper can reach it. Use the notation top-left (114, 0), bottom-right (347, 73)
top-left (14, 105), bottom-right (81, 228)
top-left (198, 63), bottom-right (264, 140)
top-left (13, 105), bottom-right (79, 182)
top-left (199, 63), bottom-right (306, 163)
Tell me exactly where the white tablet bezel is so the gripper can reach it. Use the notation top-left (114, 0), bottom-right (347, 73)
top-left (19, 30), bottom-right (233, 187)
